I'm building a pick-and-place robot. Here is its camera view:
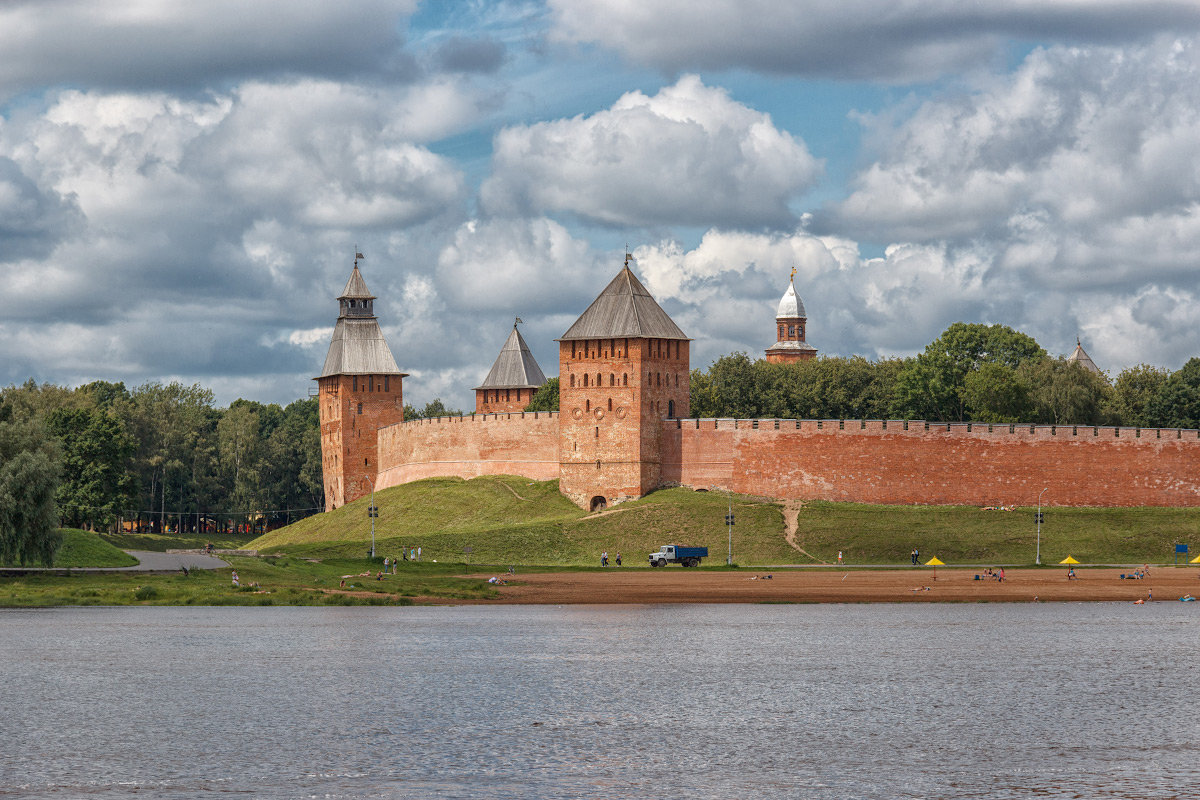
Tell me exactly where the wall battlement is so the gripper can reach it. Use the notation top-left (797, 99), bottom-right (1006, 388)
top-left (376, 411), bottom-right (560, 491)
top-left (670, 417), bottom-right (1200, 440)
top-left (659, 417), bottom-right (1200, 507)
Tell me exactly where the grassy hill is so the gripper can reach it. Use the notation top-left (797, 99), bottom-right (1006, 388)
top-left (0, 528), bottom-right (139, 568)
top-left (249, 475), bottom-right (1200, 566)
top-left (250, 476), bottom-right (793, 565)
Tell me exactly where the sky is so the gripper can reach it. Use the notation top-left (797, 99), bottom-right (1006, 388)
top-left (4, 0), bottom-right (1200, 410)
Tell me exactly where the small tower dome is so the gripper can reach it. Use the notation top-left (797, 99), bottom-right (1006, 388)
top-left (765, 269), bottom-right (817, 363)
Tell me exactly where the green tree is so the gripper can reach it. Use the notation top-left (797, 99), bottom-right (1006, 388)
top-left (1020, 358), bottom-right (1114, 425)
top-left (961, 362), bottom-right (1033, 423)
top-left (44, 406), bottom-right (136, 530)
top-left (1144, 358), bottom-right (1200, 428)
top-left (0, 400), bottom-right (62, 565)
top-left (892, 323), bottom-right (1046, 421)
top-left (524, 378), bottom-right (560, 412)
top-left (1109, 364), bottom-right (1169, 427)
top-left (403, 399), bottom-right (464, 419)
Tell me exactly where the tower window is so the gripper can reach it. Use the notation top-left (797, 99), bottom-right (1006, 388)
top-left (779, 325), bottom-right (784, 338)
top-left (609, 373), bottom-right (614, 386)
top-left (623, 373), bottom-right (628, 386)
top-left (353, 376), bottom-right (358, 391)
top-left (788, 325), bottom-right (796, 337)
top-left (571, 374), bottom-right (576, 387)
top-left (357, 403), bottom-right (363, 414)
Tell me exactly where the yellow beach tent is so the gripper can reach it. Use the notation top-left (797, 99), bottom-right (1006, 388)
top-left (1060, 556), bottom-right (1080, 564)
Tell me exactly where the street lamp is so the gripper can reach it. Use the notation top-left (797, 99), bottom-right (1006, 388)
top-left (1036, 487), bottom-right (1048, 565)
top-left (714, 485), bottom-right (734, 566)
top-left (365, 475), bottom-right (378, 559)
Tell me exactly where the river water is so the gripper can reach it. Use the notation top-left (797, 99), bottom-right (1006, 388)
top-left (1, 604), bottom-right (1197, 799)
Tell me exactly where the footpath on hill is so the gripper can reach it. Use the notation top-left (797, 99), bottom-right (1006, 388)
top-left (0, 550), bottom-right (229, 575)
top-left (453, 567), bottom-right (1199, 604)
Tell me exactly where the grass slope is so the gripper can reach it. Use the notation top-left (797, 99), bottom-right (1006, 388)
top-left (251, 476), bottom-right (1200, 567)
top-left (0, 529), bottom-right (138, 568)
top-left (795, 502), bottom-right (1200, 565)
top-left (250, 476), bottom-right (796, 566)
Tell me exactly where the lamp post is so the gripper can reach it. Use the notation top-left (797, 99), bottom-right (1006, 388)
top-left (714, 485), bottom-right (733, 566)
top-left (1036, 487), bottom-right (1048, 565)
top-left (365, 476), bottom-right (378, 559)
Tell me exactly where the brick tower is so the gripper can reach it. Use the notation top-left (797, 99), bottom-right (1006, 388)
top-left (315, 255), bottom-right (407, 511)
top-left (764, 269), bottom-right (817, 363)
top-left (558, 254), bottom-right (689, 510)
top-left (475, 319), bottom-right (547, 413)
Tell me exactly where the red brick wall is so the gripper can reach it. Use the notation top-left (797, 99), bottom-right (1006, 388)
top-left (318, 373), bottom-right (404, 510)
top-left (475, 387), bottom-right (534, 414)
top-left (375, 412), bottom-right (559, 490)
top-left (558, 336), bottom-right (689, 509)
top-left (661, 419), bottom-right (1200, 507)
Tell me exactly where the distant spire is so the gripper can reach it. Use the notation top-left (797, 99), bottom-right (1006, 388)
top-left (624, 248), bottom-right (633, 269)
top-left (790, 265), bottom-right (797, 281)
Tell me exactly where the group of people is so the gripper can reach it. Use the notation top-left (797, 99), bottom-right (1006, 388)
top-left (381, 548), bottom-right (421, 574)
top-left (600, 551), bottom-right (621, 567)
top-left (910, 548), bottom-right (920, 565)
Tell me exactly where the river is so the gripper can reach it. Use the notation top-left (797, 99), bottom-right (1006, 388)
top-left (2, 604), bottom-right (1197, 799)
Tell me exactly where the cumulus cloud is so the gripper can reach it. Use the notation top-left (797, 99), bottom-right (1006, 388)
top-left (823, 37), bottom-right (1200, 297)
top-left (0, 0), bottom-right (419, 99)
top-left (0, 79), bottom-right (474, 400)
top-left (548, 0), bottom-right (1200, 81)
top-left (626, 226), bottom-right (1199, 376)
top-left (480, 75), bottom-right (819, 228)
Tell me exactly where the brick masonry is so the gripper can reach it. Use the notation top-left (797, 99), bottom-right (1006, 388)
top-left (660, 418), bottom-right (1200, 506)
top-left (318, 373), bottom-right (404, 510)
top-left (375, 412), bottom-right (559, 490)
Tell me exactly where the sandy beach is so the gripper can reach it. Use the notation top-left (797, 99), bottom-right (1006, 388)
top-left (464, 566), bottom-right (1200, 604)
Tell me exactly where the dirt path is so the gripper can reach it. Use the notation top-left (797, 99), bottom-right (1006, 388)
top-left (453, 567), bottom-right (1200, 604)
top-left (489, 478), bottom-right (528, 502)
top-left (781, 500), bottom-right (826, 564)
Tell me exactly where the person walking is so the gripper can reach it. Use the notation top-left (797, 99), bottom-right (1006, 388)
top-left (383, 556), bottom-right (390, 573)
top-left (837, 550), bottom-right (843, 566)
top-left (615, 552), bottom-right (622, 567)
top-left (601, 551), bottom-right (608, 567)
top-left (417, 546), bottom-right (422, 561)
top-left (911, 548), bottom-right (918, 566)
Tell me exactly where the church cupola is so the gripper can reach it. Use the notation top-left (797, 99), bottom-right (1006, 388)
top-left (764, 268), bottom-right (818, 363)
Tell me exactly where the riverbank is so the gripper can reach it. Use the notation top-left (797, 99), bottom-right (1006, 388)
top-left (457, 566), bottom-right (1200, 604)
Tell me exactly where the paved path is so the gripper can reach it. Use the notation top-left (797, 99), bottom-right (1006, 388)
top-left (0, 550), bottom-right (229, 575)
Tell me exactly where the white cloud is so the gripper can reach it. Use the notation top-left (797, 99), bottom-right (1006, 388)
top-left (480, 75), bottom-right (819, 228)
top-left (436, 217), bottom-right (596, 313)
top-left (826, 38), bottom-right (1200, 292)
top-left (548, 0), bottom-right (1200, 81)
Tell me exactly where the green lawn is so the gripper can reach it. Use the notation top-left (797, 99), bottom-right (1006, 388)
top-left (0, 528), bottom-right (137, 568)
top-left (249, 476), bottom-right (1200, 567)
top-left (0, 555), bottom-right (497, 607)
top-left (793, 501), bottom-right (1200, 565)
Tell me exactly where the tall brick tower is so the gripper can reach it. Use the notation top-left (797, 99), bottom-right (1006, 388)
top-left (764, 268), bottom-right (817, 363)
top-left (558, 254), bottom-right (689, 510)
top-left (474, 319), bottom-right (547, 413)
top-left (315, 255), bottom-right (407, 511)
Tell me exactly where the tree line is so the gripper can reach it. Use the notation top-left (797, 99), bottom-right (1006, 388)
top-left (0, 380), bottom-right (323, 557)
top-left (688, 323), bottom-right (1200, 427)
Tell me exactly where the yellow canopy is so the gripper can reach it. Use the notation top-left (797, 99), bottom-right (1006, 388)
top-left (1060, 556), bottom-right (1080, 564)
top-left (925, 556), bottom-right (945, 566)
top-left (1191, 554), bottom-right (1200, 564)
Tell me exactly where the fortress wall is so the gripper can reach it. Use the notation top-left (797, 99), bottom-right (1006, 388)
top-left (375, 412), bottom-right (560, 490)
top-left (661, 419), bottom-right (1200, 507)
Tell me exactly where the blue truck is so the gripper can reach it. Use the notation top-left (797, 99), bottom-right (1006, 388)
top-left (648, 545), bottom-right (709, 568)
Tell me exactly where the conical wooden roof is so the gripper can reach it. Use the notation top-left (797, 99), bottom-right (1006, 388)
top-left (476, 324), bottom-right (547, 390)
top-left (559, 264), bottom-right (688, 341)
top-left (339, 265), bottom-right (375, 300)
top-left (1067, 339), bottom-right (1100, 374)
top-left (318, 264), bottom-right (404, 378)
